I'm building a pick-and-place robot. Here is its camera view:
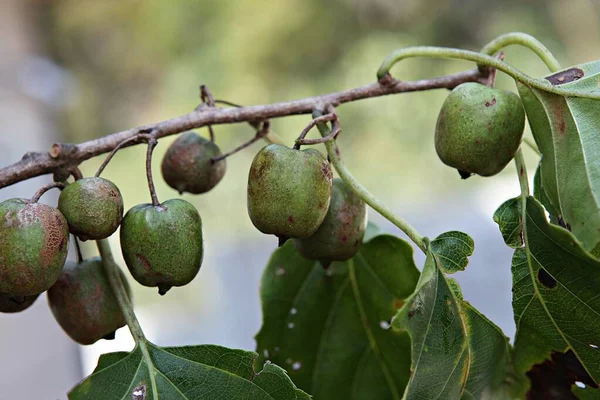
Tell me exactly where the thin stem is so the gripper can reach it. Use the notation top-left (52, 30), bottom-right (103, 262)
top-left (514, 148), bottom-right (530, 197)
top-left (211, 121), bottom-right (271, 162)
top-left (96, 239), bottom-right (158, 399)
top-left (480, 32), bottom-right (561, 72)
top-left (514, 148), bottom-right (530, 246)
top-left (298, 120), bottom-right (341, 146)
top-left (214, 99), bottom-right (285, 146)
top-left (214, 99), bottom-right (243, 108)
top-left (199, 86), bottom-right (217, 143)
top-left (95, 134), bottom-right (151, 178)
top-left (73, 235), bottom-right (83, 264)
top-left (145, 137), bottom-right (160, 206)
top-left (314, 110), bottom-right (428, 253)
top-left (376, 47), bottom-right (597, 98)
top-left (68, 166), bottom-right (83, 181)
top-left (484, 52), bottom-right (504, 88)
top-left (207, 125), bottom-right (215, 142)
top-left (523, 137), bottom-right (541, 156)
top-left (293, 113), bottom-right (337, 150)
top-left (30, 181), bottom-right (65, 203)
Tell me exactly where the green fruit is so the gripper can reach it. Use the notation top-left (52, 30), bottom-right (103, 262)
top-left (0, 292), bottom-right (40, 313)
top-left (247, 144), bottom-right (333, 238)
top-left (47, 258), bottom-right (129, 345)
top-left (0, 199), bottom-right (69, 296)
top-left (294, 179), bottom-right (367, 265)
top-left (161, 132), bottom-right (226, 194)
top-left (435, 82), bottom-right (526, 177)
top-left (58, 177), bottom-right (124, 240)
top-left (120, 199), bottom-right (203, 295)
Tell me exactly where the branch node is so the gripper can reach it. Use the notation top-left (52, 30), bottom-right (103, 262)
top-left (49, 143), bottom-right (77, 159)
top-left (378, 73), bottom-right (397, 87)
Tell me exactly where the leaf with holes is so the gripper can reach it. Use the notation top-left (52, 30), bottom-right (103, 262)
top-left (494, 198), bottom-right (523, 248)
top-left (69, 343), bottom-right (309, 399)
top-left (494, 196), bottom-right (600, 398)
top-left (517, 60), bottom-right (600, 252)
top-left (393, 234), bottom-right (512, 399)
top-left (255, 234), bottom-right (419, 399)
top-left (429, 231), bottom-right (474, 273)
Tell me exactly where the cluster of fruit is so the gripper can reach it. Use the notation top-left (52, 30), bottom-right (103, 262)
top-left (0, 125), bottom-right (371, 345)
top-left (0, 79), bottom-right (523, 345)
top-left (0, 132), bottom-right (219, 344)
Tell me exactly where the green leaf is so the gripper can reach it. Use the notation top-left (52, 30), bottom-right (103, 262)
top-left (499, 196), bottom-right (600, 397)
top-left (493, 198), bottom-right (523, 248)
top-left (532, 164), bottom-right (559, 225)
top-left (429, 231), bottom-right (475, 273)
top-left (69, 344), bottom-right (309, 399)
top-left (255, 234), bottom-right (419, 399)
top-left (394, 237), bottom-right (511, 399)
top-left (517, 60), bottom-right (600, 252)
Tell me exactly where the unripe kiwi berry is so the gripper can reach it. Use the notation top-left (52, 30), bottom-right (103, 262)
top-left (294, 179), bottom-right (367, 265)
top-left (435, 82), bottom-right (525, 177)
top-left (161, 132), bottom-right (226, 194)
top-left (58, 177), bottom-right (124, 240)
top-left (247, 144), bottom-right (333, 238)
top-left (0, 292), bottom-right (40, 313)
top-left (47, 257), bottom-right (129, 345)
top-left (0, 199), bottom-right (69, 296)
top-left (120, 199), bottom-right (203, 295)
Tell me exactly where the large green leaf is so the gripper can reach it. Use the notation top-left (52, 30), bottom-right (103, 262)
top-left (69, 343), bottom-right (309, 399)
top-left (495, 196), bottom-right (600, 397)
top-left (517, 60), bottom-right (600, 252)
top-left (393, 232), bottom-right (511, 400)
top-left (255, 235), bottom-right (419, 399)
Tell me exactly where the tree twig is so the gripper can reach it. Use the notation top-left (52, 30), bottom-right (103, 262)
top-left (294, 113), bottom-right (337, 149)
top-left (211, 121), bottom-right (271, 162)
top-left (0, 68), bottom-right (489, 189)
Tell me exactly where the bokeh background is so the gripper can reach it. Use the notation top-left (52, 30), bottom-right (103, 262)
top-left (0, 1), bottom-right (599, 398)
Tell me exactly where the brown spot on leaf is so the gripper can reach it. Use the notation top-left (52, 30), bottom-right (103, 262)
top-left (393, 299), bottom-right (404, 309)
top-left (546, 67), bottom-right (585, 86)
top-left (288, 215), bottom-right (295, 224)
top-left (485, 97), bottom-right (497, 107)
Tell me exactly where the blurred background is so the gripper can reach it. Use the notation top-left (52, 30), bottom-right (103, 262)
top-left (0, 0), bottom-right (599, 398)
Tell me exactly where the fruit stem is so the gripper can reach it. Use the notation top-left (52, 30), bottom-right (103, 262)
top-left (95, 133), bottom-right (152, 178)
top-left (314, 109), bottom-right (428, 254)
top-left (514, 148), bottom-right (530, 197)
top-left (145, 136), bottom-right (160, 207)
top-left (214, 99), bottom-right (286, 145)
top-left (96, 239), bottom-right (159, 398)
top-left (30, 181), bottom-right (65, 203)
top-left (523, 137), bottom-right (541, 156)
top-left (96, 239), bottom-right (146, 342)
top-left (211, 121), bottom-right (271, 163)
top-left (479, 32), bottom-right (561, 73)
top-left (376, 46), bottom-right (594, 99)
top-left (294, 113), bottom-right (338, 150)
top-left (73, 235), bottom-right (84, 264)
